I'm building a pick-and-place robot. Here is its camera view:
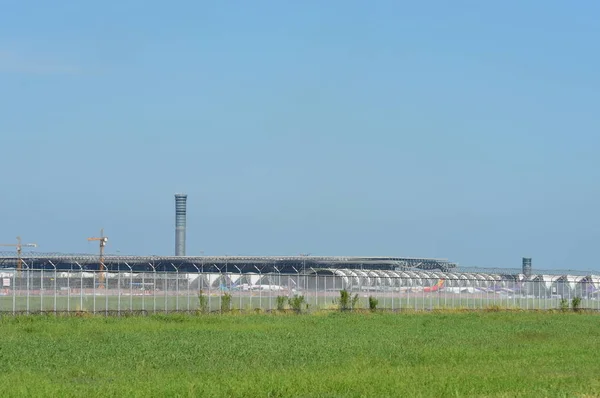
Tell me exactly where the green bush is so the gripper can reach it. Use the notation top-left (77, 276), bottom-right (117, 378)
top-left (338, 289), bottom-right (359, 311)
top-left (221, 293), bottom-right (232, 313)
top-left (276, 296), bottom-right (287, 312)
top-left (368, 296), bottom-right (378, 311)
top-left (559, 298), bottom-right (569, 312)
top-left (572, 296), bottom-right (582, 312)
top-left (198, 290), bottom-right (209, 314)
top-left (351, 293), bottom-right (359, 310)
top-left (288, 295), bottom-right (306, 314)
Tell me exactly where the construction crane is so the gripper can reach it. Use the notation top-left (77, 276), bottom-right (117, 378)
top-left (88, 229), bottom-right (108, 288)
top-left (0, 236), bottom-right (37, 272)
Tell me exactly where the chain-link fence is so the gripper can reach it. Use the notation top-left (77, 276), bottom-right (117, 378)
top-left (1, 268), bottom-right (598, 314)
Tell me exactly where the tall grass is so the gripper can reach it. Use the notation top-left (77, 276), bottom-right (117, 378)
top-left (0, 313), bottom-right (599, 396)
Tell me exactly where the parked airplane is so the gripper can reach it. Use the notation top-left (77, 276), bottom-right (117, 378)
top-left (228, 283), bottom-right (292, 292)
top-left (423, 279), bottom-right (445, 293)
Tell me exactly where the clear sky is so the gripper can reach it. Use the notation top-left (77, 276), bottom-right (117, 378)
top-left (1, 1), bottom-right (599, 271)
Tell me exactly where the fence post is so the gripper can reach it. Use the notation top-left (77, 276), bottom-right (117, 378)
top-left (130, 264), bottom-right (134, 312)
top-left (105, 268), bottom-right (109, 317)
top-left (118, 266), bottom-right (122, 316)
top-left (141, 269), bottom-right (145, 313)
top-left (48, 261), bottom-right (57, 315)
top-left (191, 263), bottom-right (200, 314)
top-left (66, 265), bottom-right (71, 312)
top-left (218, 269), bottom-right (222, 313)
top-left (164, 269), bottom-right (168, 314)
top-left (274, 266), bottom-right (281, 313)
top-left (390, 274), bottom-right (394, 312)
top-left (324, 271), bottom-right (328, 310)
top-left (25, 263), bottom-right (30, 314)
top-left (297, 268), bottom-right (300, 307)
top-left (186, 267), bottom-right (190, 313)
top-left (403, 276), bottom-right (408, 311)
top-left (12, 266), bottom-right (16, 315)
top-left (268, 268), bottom-right (272, 312)
top-left (207, 264), bottom-right (211, 313)
top-left (76, 262), bottom-right (83, 312)
top-left (313, 268), bottom-right (318, 310)
top-left (40, 266), bottom-right (44, 313)
top-left (172, 264), bottom-right (179, 312)
top-left (485, 275), bottom-right (489, 310)
top-left (148, 263), bottom-right (156, 314)
top-left (125, 263), bottom-right (133, 313)
top-left (93, 270), bottom-right (96, 314)
top-left (422, 276), bottom-right (426, 311)
top-left (513, 279), bottom-right (517, 309)
top-left (234, 266), bottom-right (242, 312)
top-left (254, 266), bottom-right (262, 312)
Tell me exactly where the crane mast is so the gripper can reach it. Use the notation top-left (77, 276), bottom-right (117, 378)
top-left (88, 229), bottom-right (108, 288)
top-left (0, 236), bottom-right (37, 272)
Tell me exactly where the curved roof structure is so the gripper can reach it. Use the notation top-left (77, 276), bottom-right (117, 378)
top-left (304, 268), bottom-right (600, 294)
top-left (0, 252), bottom-right (457, 272)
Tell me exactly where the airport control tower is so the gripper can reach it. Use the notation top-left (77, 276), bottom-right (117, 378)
top-left (175, 193), bottom-right (187, 256)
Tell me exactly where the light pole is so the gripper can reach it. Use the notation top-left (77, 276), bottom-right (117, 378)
top-left (300, 253), bottom-right (311, 274)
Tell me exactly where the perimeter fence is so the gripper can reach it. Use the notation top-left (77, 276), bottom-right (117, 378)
top-left (0, 268), bottom-right (598, 314)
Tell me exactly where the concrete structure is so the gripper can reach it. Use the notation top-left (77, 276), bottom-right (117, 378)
top-left (175, 194), bottom-right (187, 256)
top-left (523, 257), bottom-right (532, 277)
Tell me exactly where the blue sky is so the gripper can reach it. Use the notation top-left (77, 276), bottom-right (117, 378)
top-left (1, 1), bottom-right (599, 271)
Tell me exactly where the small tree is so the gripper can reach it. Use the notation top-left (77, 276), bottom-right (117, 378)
top-left (572, 296), bottom-right (582, 312)
top-left (276, 296), bottom-right (287, 312)
top-left (351, 293), bottom-right (359, 310)
top-left (198, 290), bottom-right (209, 314)
top-left (338, 289), bottom-right (359, 311)
top-left (288, 295), bottom-right (306, 314)
top-left (368, 296), bottom-right (379, 312)
top-left (221, 293), bottom-right (232, 313)
top-left (559, 298), bottom-right (569, 312)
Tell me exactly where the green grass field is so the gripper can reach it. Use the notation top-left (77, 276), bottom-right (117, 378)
top-left (0, 312), bottom-right (599, 397)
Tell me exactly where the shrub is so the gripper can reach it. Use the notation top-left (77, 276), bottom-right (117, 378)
top-left (220, 293), bottom-right (232, 313)
top-left (368, 296), bottom-right (378, 312)
top-left (276, 296), bottom-right (287, 312)
top-left (572, 296), bottom-right (582, 312)
top-left (338, 290), bottom-right (359, 311)
top-left (351, 293), bottom-right (359, 310)
top-left (288, 295), bottom-right (306, 314)
top-left (198, 290), bottom-right (209, 314)
top-left (559, 298), bottom-right (569, 312)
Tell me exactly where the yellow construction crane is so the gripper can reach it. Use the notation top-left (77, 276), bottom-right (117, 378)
top-left (0, 236), bottom-right (37, 272)
top-left (88, 229), bottom-right (108, 288)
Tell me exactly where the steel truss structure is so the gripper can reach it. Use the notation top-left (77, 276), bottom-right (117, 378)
top-left (0, 252), bottom-right (457, 273)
